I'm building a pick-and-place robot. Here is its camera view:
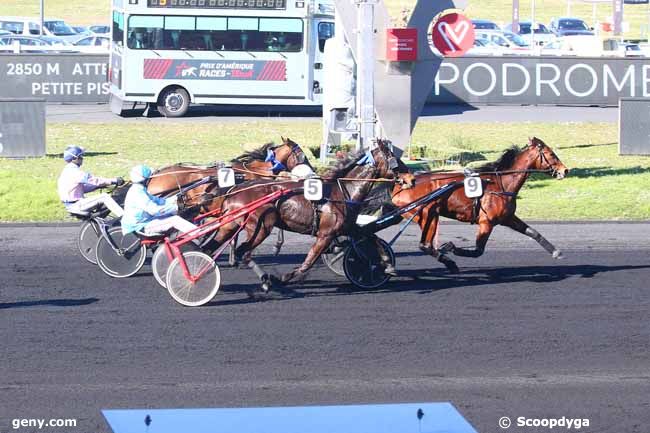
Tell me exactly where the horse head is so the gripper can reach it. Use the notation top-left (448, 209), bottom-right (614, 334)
top-left (272, 136), bottom-right (313, 171)
top-left (528, 137), bottom-right (569, 180)
top-left (374, 139), bottom-right (416, 189)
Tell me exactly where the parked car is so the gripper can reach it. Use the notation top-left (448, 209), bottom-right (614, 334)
top-left (73, 35), bottom-right (110, 53)
top-left (88, 25), bottom-right (110, 35)
top-left (471, 19), bottom-right (500, 30)
top-left (72, 25), bottom-right (92, 37)
top-left (42, 19), bottom-right (81, 42)
top-left (0, 29), bottom-right (11, 38)
top-left (503, 21), bottom-right (554, 46)
top-left (474, 30), bottom-right (530, 54)
top-left (466, 37), bottom-right (502, 55)
top-left (540, 35), bottom-right (603, 56)
top-left (0, 16), bottom-right (80, 42)
top-left (0, 34), bottom-right (76, 52)
top-left (549, 17), bottom-right (594, 36)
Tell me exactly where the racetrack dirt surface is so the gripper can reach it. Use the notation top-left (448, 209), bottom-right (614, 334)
top-left (1, 222), bottom-right (649, 433)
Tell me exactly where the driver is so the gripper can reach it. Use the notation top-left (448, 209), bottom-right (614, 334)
top-left (57, 145), bottom-right (124, 217)
top-left (121, 164), bottom-right (198, 236)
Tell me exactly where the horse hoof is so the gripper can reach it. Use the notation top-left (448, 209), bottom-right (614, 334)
top-left (261, 282), bottom-right (271, 293)
top-left (419, 245), bottom-right (433, 254)
top-left (384, 264), bottom-right (398, 277)
top-left (268, 274), bottom-right (284, 287)
top-left (439, 242), bottom-right (454, 254)
top-left (553, 250), bottom-right (564, 260)
top-left (281, 273), bottom-right (293, 283)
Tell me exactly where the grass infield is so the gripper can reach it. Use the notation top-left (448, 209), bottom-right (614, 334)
top-left (1, 120), bottom-right (649, 222)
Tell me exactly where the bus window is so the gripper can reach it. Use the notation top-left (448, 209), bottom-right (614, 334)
top-left (126, 14), bottom-right (302, 52)
top-left (318, 21), bottom-right (334, 52)
top-left (259, 18), bottom-right (302, 52)
top-left (128, 15), bottom-right (163, 49)
top-left (112, 12), bottom-right (124, 47)
top-left (196, 17), bottom-right (227, 50)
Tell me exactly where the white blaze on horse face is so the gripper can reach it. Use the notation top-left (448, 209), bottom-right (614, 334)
top-left (218, 168), bottom-right (235, 187)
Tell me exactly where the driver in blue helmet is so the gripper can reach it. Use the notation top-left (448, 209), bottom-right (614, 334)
top-left (121, 164), bottom-right (198, 235)
top-left (57, 145), bottom-right (125, 217)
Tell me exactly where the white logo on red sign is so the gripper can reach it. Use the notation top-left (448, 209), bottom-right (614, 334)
top-left (431, 12), bottom-right (475, 57)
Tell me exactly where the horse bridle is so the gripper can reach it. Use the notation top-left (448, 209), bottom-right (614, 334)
top-left (535, 143), bottom-right (559, 177)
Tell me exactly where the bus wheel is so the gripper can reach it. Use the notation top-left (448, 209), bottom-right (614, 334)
top-left (158, 87), bottom-right (190, 117)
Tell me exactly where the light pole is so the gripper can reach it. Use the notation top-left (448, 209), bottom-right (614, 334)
top-left (40, 0), bottom-right (44, 35)
top-left (531, 0), bottom-right (536, 46)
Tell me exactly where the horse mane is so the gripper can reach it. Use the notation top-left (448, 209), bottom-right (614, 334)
top-left (475, 145), bottom-right (521, 172)
top-left (231, 142), bottom-right (277, 164)
top-left (323, 149), bottom-right (366, 178)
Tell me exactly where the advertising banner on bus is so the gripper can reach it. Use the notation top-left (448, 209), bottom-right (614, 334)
top-left (143, 59), bottom-right (287, 81)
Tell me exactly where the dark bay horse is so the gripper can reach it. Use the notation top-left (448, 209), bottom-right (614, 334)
top-left (211, 141), bottom-right (414, 292)
top-left (391, 137), bottom-right (569, 273)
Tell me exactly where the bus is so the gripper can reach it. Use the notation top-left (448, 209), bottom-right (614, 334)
top-left (109, 0), bottom-right (335, 117)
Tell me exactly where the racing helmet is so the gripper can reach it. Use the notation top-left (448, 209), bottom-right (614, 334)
top-left (63, 145), bottom-right (85, 163)
top-left (290, 164), bottom-right (316, 179)
top-left (130, 164), bottom-right (153, 184)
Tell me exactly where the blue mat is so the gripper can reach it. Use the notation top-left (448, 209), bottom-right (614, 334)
top-left (103, 402), bottom-right (478, 433)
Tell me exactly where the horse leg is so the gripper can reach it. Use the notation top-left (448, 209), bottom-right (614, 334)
top-left (503, 215), bottom-right (563, 259)
top-left (235, 212), bottom-right (277, 293)
top-left (441, 222), bottom-right (493, 258)
top-left (228, 233), bottom-right (238, 267)
top-left (272, 229), bottom-right (285, 256)
top-left (419, 211), bottom-right (460, 273)
top-left (282, 235), bottom-right (335, 283)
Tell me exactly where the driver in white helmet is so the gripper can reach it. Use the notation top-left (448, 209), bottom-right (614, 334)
top-left (121, 164), bottom-right (198, 236)
top-left (57, 145), bottom-right (124, 217)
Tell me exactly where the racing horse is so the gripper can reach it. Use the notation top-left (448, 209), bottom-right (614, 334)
top-left (391, 137), bottom-right (569, 273)
top-left (146, 137), bottom-right (312, 200)
top-left (210, 140), bottom-right (415, 292)
top-left (113, 137), bottom-right (312, 260)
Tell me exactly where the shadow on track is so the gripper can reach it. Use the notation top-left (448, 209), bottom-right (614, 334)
top-left (0, 297), bottom-right (99, 310)
top-left (202, 249), bottom-right (650, 304)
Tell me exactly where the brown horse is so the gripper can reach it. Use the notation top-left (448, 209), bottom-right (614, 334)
top-left (146, 136), bottom-right (312, 202)
top-left (391, 137), bottom-right (569, 273)
top-left (210, 141), bottom-right (415, 292)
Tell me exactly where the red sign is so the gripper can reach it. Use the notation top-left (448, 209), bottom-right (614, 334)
top-left (385, 28), bottom-right (418, 62)
top-left (431, 13), bottom-right (475, 57)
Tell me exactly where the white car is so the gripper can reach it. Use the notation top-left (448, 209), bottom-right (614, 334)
top-left (466, 37), bottom-right (502, 56)
top-left (0, 16), bottom-right (80, 43)
top-left (474, 30), bottom-right (531, 55)
top-left (73, 35), bottom-right (110, 53)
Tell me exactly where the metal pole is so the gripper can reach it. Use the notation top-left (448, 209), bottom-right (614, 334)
top-left (512, 0), bottom-right (520, 34)
top-left (40, 0), bottom-right (44, 36)
top-left (356, 0), bottom-right (376, 151)
top-left (531, 0), bottom-right (535, 46)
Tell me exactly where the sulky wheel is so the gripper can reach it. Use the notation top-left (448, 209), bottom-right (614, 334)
top-left (166, 251), bottom-right (221, 307)
top-left (321, 236), bottom-right (350, 277)
top-left (96, 227), bottom-right (147, 278)
top-left (343, 237), bottom-right (395, 289)
top-left (151, 242), bottom-right (199, 289)
top-left (78, 220), bottom-right (101, 264)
